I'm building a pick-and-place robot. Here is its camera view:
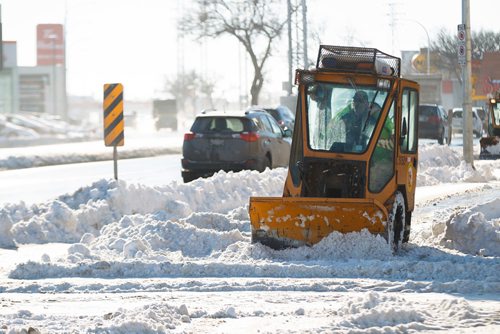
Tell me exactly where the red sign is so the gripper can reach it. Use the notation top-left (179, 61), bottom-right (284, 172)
top-left (36, 24), bottom-right (65, 66)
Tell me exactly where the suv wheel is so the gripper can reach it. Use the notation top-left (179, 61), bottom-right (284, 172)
top-left (438, 128), bottom-right (445, 145)
top-left (260, 156), bottom-right (271, 172)
top-left (183, 173), bottom-right (197, 183)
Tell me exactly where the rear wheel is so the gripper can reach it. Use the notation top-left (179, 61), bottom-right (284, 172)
top-left (260, 156), bottom-right (272, 172)
top-left (386, 191), bottom-right (405, 254)
top-left (438, 128), bottom-right (445, 145)
top-left (182, 172), bottom-right (197, 183)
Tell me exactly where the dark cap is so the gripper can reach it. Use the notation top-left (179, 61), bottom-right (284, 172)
top-left (353, 90), bottom-right (368, 102)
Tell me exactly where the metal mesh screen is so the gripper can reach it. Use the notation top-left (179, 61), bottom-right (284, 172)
top-left (316, 45), bottom-right (401, 77)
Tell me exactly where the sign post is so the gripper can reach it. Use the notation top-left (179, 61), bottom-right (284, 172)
top-left (103, 83), bottom-right (124, 180)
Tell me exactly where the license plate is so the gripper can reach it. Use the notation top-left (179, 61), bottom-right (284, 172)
top-left (210, 139), bottom-right (224, 146)
top-left (419, 116), bottom-right (428, 122)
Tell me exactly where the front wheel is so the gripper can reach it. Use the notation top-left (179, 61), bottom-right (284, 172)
top-left (386, 191), bottom-right (405, 254)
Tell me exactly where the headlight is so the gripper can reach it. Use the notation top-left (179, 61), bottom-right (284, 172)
top-left (377, 79), bottom-right (391, 90)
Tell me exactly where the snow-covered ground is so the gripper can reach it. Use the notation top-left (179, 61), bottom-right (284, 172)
top-left (0, 143), bottom-right (499, 333)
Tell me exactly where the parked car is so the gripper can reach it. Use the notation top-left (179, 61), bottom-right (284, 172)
top-left (181, 109), bottom-right (292, 183)
top-left (418, 104), bottom-right (449, 145)
top-left (248, 105), bottom-right (295, 132)
top-left (473, 106), bottom-right (488, 132)
top-left (452, 107), bottom-right (483, 138)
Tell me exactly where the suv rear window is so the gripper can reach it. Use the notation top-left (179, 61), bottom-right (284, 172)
top-left (191, 117), bottom-right (248, 133)
top-left (419, 105), bottom-right (437, 116)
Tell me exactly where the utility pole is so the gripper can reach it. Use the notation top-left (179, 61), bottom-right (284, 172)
top-left (462, 0), bottom-right (474, 165)
top-left (287, 0), bottom-right (293, 96)
top-left (287, 0), bottom-right (308, 95)
top-left (301, 0), bottom-right (307, 70)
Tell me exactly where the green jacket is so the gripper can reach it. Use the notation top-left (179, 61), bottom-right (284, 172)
top-left (335, 104), bottom-right (394, 160)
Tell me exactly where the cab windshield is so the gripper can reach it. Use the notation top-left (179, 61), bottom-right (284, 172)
top-left (306, 82), bottom-right (390, 153)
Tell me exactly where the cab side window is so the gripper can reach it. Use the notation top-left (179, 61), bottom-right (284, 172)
top-left (368, 101), bottom-right (395, 192)
top-left (400, 89), bottom-right (418, 153)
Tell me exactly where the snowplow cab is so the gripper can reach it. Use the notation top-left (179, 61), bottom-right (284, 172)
top-left (249, 45), bottom-right (420, 252)
top-left (479, 91), bottom-right (500, 159)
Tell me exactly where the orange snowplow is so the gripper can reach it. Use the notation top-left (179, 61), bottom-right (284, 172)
top-left (249, 45), bottom-right (420, 252)
top-left (479, 91), bottom-right (500, 159)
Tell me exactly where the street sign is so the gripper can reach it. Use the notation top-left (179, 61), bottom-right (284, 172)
top-left (37, 24), bottom-right (65, 66)
top-left (103, 83), bottom-right (124, 147)
top-left (457, 24), bottom-right (466, 66)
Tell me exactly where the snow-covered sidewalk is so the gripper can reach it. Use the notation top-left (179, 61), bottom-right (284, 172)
top-left (0, 132), bottom-right (183, 170)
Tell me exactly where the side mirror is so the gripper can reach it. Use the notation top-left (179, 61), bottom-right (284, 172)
top-left (283, 128), bottom-right (293, 138)
top-left (401, 117), bottom-right (408, 138)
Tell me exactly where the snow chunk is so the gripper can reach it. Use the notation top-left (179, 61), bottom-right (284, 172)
top-left (437, 198), bottom-right (500, 256)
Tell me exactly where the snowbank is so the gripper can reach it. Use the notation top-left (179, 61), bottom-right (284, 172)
top-left (417, 143), bottom-right (496, 185)
top-left (431, 198), bottom-right (500, 256)
top-left (0, 166), bottom-right (497, 288)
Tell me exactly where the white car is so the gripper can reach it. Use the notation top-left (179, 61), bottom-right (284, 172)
top-left (451, 107), bottom-right (483, 138)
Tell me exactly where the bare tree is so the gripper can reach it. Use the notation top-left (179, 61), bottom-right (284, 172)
top-left (431, 28), bottom-right (500, 83)
top-left (164, 70), bottom-right (199, 102)
top-left (180, 0), bottom-right (288, 105)
top-left (164, 70), bottom-right (217, 113)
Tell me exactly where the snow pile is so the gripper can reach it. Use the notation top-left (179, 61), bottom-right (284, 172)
top-left (2, 166), bottom-right (498, 285)
top-left (431, 198), bottom-right (500, 256)
top-left (417, 143), bottom-right (496, 185)
top-left (331, 292), bottom-right (486, 332)
top-left (0, 147), bottom-right (175, 170)
top-left (0, 209), bottom-right (16, 248)
top-left (2, 169), bottom-right (286, 247)
top-left (3, 303), bottom-right (189, 334)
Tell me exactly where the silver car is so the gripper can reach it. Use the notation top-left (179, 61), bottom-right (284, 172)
top-left (452, 107), bottom-right (483, 138)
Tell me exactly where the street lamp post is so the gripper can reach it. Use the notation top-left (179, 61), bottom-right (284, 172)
top-left (401, 19), bottom-right (431, 74)
top-left (413, 20), bottom-right (430, 75)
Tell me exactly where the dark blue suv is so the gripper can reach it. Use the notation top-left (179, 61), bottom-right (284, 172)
top-left (181, 109), bottom-right (292, 183)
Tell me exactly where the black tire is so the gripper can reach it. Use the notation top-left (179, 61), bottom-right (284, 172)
top-left (474, 131), bottom-right (481, 139)
top-left (438, 128), bottom-right (445, 145)
top-left (260, 156), bottom-right (272, 172)
top-left (386, 191), bottom-right (405, 254)
top-left (403, 211), bottom-right (411, 243)
top-left (182, 173), bottom-right (197, 183)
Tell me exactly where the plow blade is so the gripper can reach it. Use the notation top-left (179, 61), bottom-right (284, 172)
top-left (479, 137), bottom-right (500, 159)
top-left (249, 197), bottom-right (388, 249)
